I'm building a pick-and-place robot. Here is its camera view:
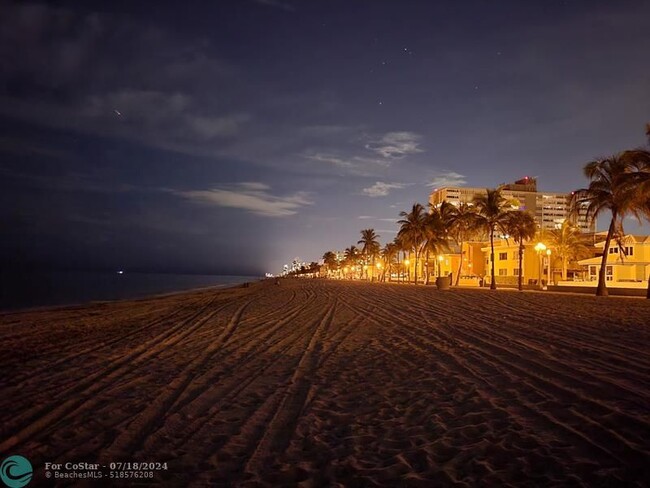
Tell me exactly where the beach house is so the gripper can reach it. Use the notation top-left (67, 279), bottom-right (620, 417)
top-left (575, 235), bottom-right (650, 287)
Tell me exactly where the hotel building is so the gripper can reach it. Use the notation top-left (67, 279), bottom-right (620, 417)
top-left (428, 177), bottom-right (594, 233)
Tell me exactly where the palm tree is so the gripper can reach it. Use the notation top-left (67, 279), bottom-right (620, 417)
top-left (504, 211), bottom-right (537, 291)
top-left (380, 242), bottom-right (398, 282)
top-left (393, 235), bottom-right (406, 283)
top-left (422, 205), bottom-right (451, 284)
top-left (398, 203), bottom-right (427, 284)
top-left (473, 188), bottom-right (514, 290)
top-left (446, 202), bottom-right (479, 285)
top-left (343, 246), bottom-right (360, 279)
top-left (570, 151), bottom-right (650, 296)
top-left (358, 228), bottom-right (381, 280)
top-left (548, 220), bottom-right (591, 281)
top-left (322, 251), bottom-right (338, 278)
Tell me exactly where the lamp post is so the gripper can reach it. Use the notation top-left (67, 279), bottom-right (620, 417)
top-left (546, 248), bottom-right (552, 288)
top-left (376, 261), bottom-right (382, 282)
top-left (404, 258), bottom-right (410, 284)
top-left (534, 242), bottom-right (547, 290)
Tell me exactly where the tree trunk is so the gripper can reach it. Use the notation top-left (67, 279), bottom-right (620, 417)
top-left (597, 217), bottom-right (616, 297)
top-left (413, 249), bottom-right (419, 285)
top-left (490, 227), bottom-right (497, 290)
top-left (455, 240), bottom-right (463, 286)
top-left (424, 249), bottom-right (430, 285)
top-left (518, 242), bottom-right (524, 291)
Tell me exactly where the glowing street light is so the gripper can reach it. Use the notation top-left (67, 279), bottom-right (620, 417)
top-left (534, 242), bottom-right (547, 290)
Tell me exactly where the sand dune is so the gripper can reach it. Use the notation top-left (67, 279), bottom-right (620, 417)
top-left (1, 279), bottom-right (649, 486)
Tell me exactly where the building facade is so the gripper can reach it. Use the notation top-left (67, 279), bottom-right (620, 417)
top-left (429, 177), bottom-right (594, 233)
top-left (577, 235), bottom-right (650, 286)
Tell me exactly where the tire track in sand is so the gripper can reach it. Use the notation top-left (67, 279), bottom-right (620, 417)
top-left (339, 292), bottom-right (646, 481)
top-left (242, 299), bottom-right (337, 476)
top-left (98, 299), bottom-right (252, 461)
top-left (0, 294), bottom-right (226, 452)
top-left (191, 296), bottom-right (338, 485)
top-left (137, 290), bottom-right (325, 457)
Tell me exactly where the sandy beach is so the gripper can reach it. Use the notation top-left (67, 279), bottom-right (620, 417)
top-left (1, 279), bottom-right (649, 486)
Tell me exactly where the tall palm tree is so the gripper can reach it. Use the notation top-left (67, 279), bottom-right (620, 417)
top-left (504, 210), bottom-right (537, 291)
top-left (473, 188), bottom-right (514, 290)
top-left (548, 220), bottom-right (591, 280)
top-left (358, 228), bottom-right (381, 280)
top-left (380, 242), bottom-right (397, 282)
top-left (423, 205), bottom-right (450, 284)
top-left (392, 235), bottom-right (406, 283)
top-left (343, 246), bottom-right (360, 279)
top-left (322, 251), bottom-right (338, 278)
top-left (570, 151), bottom-right (650, 296)
top-left (398, 203), bottom-right (427, 284)
top-left (446, 202), bottom-right (479, 285)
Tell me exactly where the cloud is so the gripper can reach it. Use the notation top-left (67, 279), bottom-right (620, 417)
top-left (172, 182), bottom-right (312, 217)
top-left (358, 216), bottom-right (396, 222)
top-left (306, 153), bottom-right (355, 169)
top-left (362, 182), bottom-right (406, 197)
top-left (305, 152), bottom-right (393, 177)
top-left (366, 132), bottom-right (423, 159)
top-left (426, 171), bottom-right (467, 188)
top-left (254, 0), bottom-right (295, 11)
top-left (0, 3), bottom-right (246, 156)
top-left (186, 113), bottom-right (251, 140)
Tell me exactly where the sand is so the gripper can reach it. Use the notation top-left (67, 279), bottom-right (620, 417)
top-left (1, 279), bottom-right (649, 486)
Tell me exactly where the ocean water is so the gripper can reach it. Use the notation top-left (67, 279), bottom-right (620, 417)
top-left (0, 271), bottom-right (257, 311)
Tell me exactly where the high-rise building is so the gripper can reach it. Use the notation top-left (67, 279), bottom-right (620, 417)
top-left (428, 177), bottom-right (594, 232)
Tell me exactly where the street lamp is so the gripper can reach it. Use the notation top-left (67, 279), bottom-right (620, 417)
top-left (546, 248), bottom-right (552, 288)
top-left (404, 259), bottom-right (410, 284)
top-left (534, 242), bottom-right (547, 290)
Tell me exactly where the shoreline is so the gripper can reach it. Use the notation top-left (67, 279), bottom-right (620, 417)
top-left (0, 274), bottom-right (260, 314)
top-left (1, 279), bottom-right (648, 486)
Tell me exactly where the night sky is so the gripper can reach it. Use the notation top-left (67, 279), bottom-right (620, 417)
top-left (1, 0), bottom-right (649, 276)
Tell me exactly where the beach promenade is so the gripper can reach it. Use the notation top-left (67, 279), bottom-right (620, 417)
top-left (1, 279), bottom-right (649, 486)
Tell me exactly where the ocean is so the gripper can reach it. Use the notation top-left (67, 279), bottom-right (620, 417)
top-left (0, 271), bottom-right (258, 311)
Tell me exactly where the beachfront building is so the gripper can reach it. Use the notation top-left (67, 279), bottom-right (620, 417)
top-left (429, 177), bottom-right (594, 233)
top-left (478, 238), bottom-right (557, 287)
top-left (575, 235), bottom-right (650, 288)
